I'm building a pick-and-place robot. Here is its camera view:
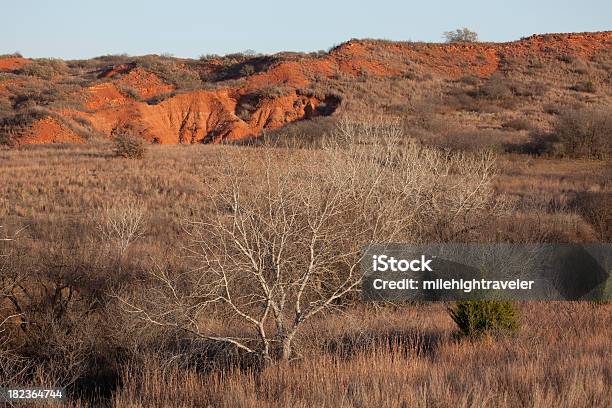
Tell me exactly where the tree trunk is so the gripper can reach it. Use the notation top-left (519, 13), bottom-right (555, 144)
top-left (260, 350), bottom-right (272, 367)
top-left (281, 340), bottom-right (291, 361)
top-left (280, 332), bottom-right (295, 361)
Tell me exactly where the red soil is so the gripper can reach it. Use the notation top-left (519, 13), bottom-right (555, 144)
top-left (115, 68), bottom-right (174, 99)
top-left (18, 117), bottom-right (83, 145)
top-left (85, 82), bottom-right (132, 110)
top-left (0, 57), bottom-right (31, 72)
top-left (78, 88), bottom-right (327, 144)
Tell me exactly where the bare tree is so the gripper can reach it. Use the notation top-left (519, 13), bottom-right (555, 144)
top-left (0, 225), bottom-right (29, 385)
top-left (0, 226), bottom-right (25, 328)
top-left (97, 200), bottom-right (146, 258)
top-left (1, 224), bottom-right (103, 389)
top-left (114, 117), bottom-right (502, 363)
top-left (444, 27), bottom-right (479, 43)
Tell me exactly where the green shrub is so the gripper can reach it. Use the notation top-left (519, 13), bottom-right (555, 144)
top-left (113, 133), bottom-right (146, 159)
top-left (448, 301), bottom-right (520, 337)
top-left (443, 28), bottom-right (478, 43)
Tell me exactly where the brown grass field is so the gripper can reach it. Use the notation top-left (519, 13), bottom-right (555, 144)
top-left (0, 140), bottom-right (610, 407)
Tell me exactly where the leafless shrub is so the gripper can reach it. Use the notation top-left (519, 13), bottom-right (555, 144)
top-left (114, 117), bottom-right (503, 364)
top-left (97, 200), bottom-right (146, 257)
top-left (0, 226), bottom-right (29, 385)
top-left (25, 313), bottom-right (93, 388)
top-left (570, 192), bottom-right (611, 241)
top-left (515, 108), bottom-right (611, 159)
top-left (478, 75), bottom-right (514, 100)
top-left (552, 108), bottom-right (611, 159)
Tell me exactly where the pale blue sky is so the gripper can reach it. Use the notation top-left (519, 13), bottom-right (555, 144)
top-left (1, 0), bottom-right (610, 59)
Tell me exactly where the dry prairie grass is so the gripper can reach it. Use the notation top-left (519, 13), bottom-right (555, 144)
top-left (0, 142), bottom-right (610, 407)
top-left (112, 302), bottom-right (611, 408)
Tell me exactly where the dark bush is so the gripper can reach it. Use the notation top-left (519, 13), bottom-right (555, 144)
top-left (543, 103), bottom-right (563, 115)
top-left (504, 131), bottom-right (556, 155)
top-left (239, 64), bottom-right (256, 77)
top-left (477, 75), bottom-right (514, 100)
top-left (512, 81), bottom-right (549, 97)
top-left (449, 301), bottom-right (520, 337)
top-left (68, 54), bottom-right (131, 71)
top-left (570, 191), bottom-right (611, 241)
top-left (146, 92), bottom-right (177, 105)
top-left (515, 108), bottom-right (612, 158)
top-left (552, 108), bottom-right (611, 159)
top-left (571, 81), bottom-right (597, 93)
top-left (113, 133), bottom-right (146, 159)
top-left (252, 85), bottom-right (292, 99)
top-left (0, 109), bottom-right (48, 145)
top-left (501, 117), bottom-right (532, 131)
top-left (457, 75), bottom-right (479, 86)
top-left (197, 54), bottom-right (277, 82)
top-left (446, 91), bottom-right (484, 112)
top-left (557, 54), bottom-right (576, 63)
top-left (422, 129), bottom-right (506, 153)
top-left (471, 76), bottom-right (546, 102)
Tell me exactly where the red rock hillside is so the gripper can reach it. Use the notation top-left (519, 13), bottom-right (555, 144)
top-left (0, 31), bottom-right (610, 145)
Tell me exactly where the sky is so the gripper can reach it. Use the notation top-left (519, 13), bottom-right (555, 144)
top-left (1, 0), bottom-right (610, 59)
